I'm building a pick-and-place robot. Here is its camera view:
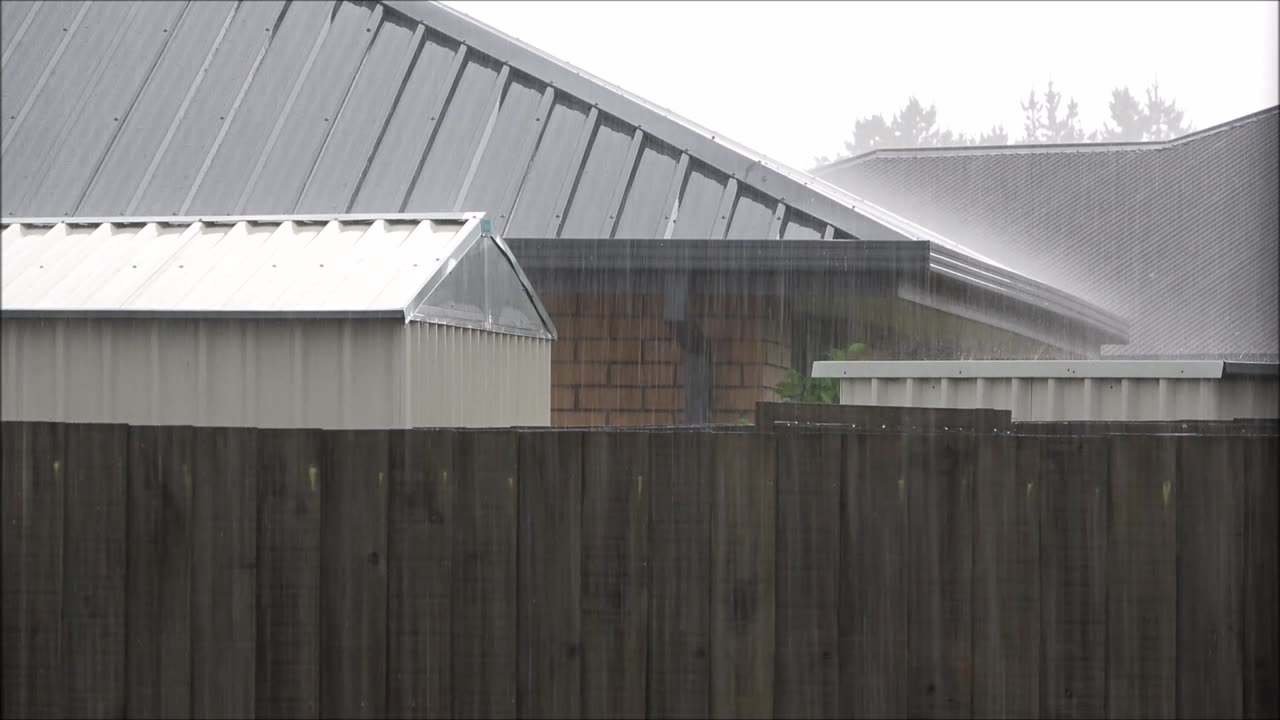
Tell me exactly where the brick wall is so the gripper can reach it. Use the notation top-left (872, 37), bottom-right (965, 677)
top-left (543, 292), bottom-right (790, 427)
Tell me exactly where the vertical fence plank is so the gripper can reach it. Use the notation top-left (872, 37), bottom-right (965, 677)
top-left (191, 426), bottom-right (258, 719)
top-left (973, 433), bottom-right (1040, 718)
top-left (1039, 435), bottom-right (1108, 720)
top-left (710, 432), bottom-right (776, 719)
top-left (387, 429), bottom-right (454, 719)
top-left (517, 431), bottom-right (583, 719)
top-left (451, 431), bottom-right (519, 719)
top-left (840, 431), bottom-right (910, 718)
top-left (1177, 435), bottom-right (1244, 718)
top-left (906, 430), bottom-right (975, 719)
top-left (126, 425), bottom-right (194, 719)
top-left (63, 423), bottom-right (129, 719)
top-left (648, 432), bottom-right (712, 719)
top-left (1, 422), bottom-right (66, 719)
top-left (775, 431), bottom-right (840, 719)
top-left (255, 428), bottom-right (323, 719)
top-left (1243, 434), bottom-right (1279, 719)
top-left (1106, 435), bottom-right (1176, 719)
top-left (582, 431), bottom-right (651, 719)
top-left (319, 430), bottom-right (389, 718)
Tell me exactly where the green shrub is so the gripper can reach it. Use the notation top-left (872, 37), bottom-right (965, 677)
top-left (774, 342), bottom-right (866, 404)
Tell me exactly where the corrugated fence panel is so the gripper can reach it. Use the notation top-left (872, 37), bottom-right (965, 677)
top-left (404, 55), bottom-right (503, 210)
top-left (350, 30), bottom-right (461, 212)
top-left (183, 0), bottom-right (332, 215)
top-left (239, 0), bottom-right (380, 214)
top-left (294, 14), bottom-right (421, 213)
top-left (504, 97), bottom-right (590, 236)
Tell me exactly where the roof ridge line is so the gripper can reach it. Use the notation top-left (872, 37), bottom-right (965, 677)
top-left (814, 104), bottom-right (1279, 170)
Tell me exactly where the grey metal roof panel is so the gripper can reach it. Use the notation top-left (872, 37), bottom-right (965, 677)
top-left (814, 107), bottom-right (1279, 360)
top-left (0, 0), bottom-right (1126, 345)
top-left (1, 0), bottom-right (993, 249)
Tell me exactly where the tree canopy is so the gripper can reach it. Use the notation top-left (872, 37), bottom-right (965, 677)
top-left (817, 81), bottom-right (1194, 165)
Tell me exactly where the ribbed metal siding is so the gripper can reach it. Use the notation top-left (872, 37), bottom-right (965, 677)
top-left (0, 0), bottom-right (847, 243)
top-left (0, 317), bottom-right (550, 428)
top-left (836, 375), bottom-right (1278, 422)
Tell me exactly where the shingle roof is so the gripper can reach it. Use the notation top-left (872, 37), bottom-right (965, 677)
top-left (814, 107), bottom-right (1280, 360)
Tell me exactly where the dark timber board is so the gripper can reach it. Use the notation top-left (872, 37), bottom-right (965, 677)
top-left (517, 431), bottom-right (584, 719)
top-left (255, 428), bottom-right (323, 718)
top-left (125, 425), bottom-right (194, 719)
top-left (0, 422), bottom-right (66, 719)
top-left (582, 431), bottom-right (651, 718)
top-left (190, 427), bottom-right (258, 719)
top-left (387, 429), bottom-right (455, 719)
top-left (1039, 435), bottom-right (1108, 720)
top-left (1106, 435), bottom-right (1177, 719)
top-left (63, 423), bottom-right (129, 719)
top-left (840, 431), bottom-right (910, 718)
top-left (1243, 435), bottom-right (1280, 719)
top-left (710, 432), bottom-right (776, 719)
top-left (972, 433), bottom-right (1040, 718)
top-left (774, 431), bottom-right (840, 718)
top-left (647, 431), bottom-right (711, 719)
top-left (319, 430), bottom-right (389, 718)
top-left (1176, 435), bottom-right (1244, 718)
top-left (905, 430), bottom-right (975, 719)
top-left (451, 431), bottom-right (519, 718)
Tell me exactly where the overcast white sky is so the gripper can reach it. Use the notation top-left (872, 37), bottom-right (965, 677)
top-left (442, 0), bottom-right (1279, 169)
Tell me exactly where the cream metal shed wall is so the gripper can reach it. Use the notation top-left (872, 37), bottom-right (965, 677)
top-left (811, 360), bottom-right (1280, 422)
top-left (1, 317), bottom-right (550, 429)
top-left (1, 215), bottom-right (556, 428)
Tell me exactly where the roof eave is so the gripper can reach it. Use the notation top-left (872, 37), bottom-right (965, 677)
top-left (502, 237), bottom-right (1127, 351)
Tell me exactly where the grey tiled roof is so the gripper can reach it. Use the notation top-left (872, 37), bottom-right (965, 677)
top-left (814, 108), bottom-right (1280, 360)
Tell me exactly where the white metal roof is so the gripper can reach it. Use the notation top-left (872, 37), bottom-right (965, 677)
top-left (0, 214), bottom-right (551, 330)
top-left (810, 360), bottom-right (1278, 380)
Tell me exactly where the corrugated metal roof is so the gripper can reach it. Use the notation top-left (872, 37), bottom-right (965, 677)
top-left (0, 0), bottom-right (995, 256)
top-left (0, 213), bottom-right (555, 338)
top-left (0, 0), bottom-right (1132, 346)
top-left (813, 107), bottom-right (1280, 360)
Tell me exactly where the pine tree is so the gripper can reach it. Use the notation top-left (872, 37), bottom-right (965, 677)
top-left (1099, 82), bottom-right (1193, 141)
top-left (1020, 81), bottom-right (1086, 143)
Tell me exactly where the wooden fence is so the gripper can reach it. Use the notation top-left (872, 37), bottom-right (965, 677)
top-left (1, 418), bottom-right (1276, 719)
